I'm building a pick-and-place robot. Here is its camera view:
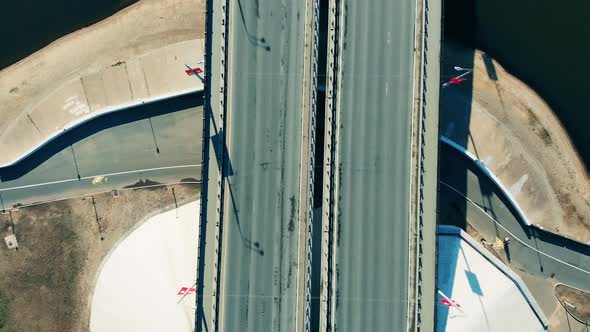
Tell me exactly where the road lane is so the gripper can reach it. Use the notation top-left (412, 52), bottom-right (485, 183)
top-left (329, 0), bottom-right (416, 330)
top-left (0, 104), bottom-right (202, 208)
top-left (218, 0), bottom-right (309, 331)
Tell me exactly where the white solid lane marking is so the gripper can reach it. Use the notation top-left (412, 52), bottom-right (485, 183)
top-left (440, 180), bottom-right (590, 276)
top-left (0, 164), bottom-right (201, 192)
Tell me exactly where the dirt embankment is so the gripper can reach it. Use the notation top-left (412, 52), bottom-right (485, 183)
top-left (0, 0), bottom-right (204, 136)
top-left (0, 185), bottom-right (199, 331)
top-left (442, 42), bottom-right (590, 243)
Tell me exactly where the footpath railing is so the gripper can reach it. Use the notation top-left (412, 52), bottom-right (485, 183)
top-left (303, 0), bottom-right (320, 331)
top-left (415, 0), bottom-right (430, 328)
top-left (195, 0), bottom-right (214, 330)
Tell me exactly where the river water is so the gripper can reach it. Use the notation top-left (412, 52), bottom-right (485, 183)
top-left (0, 0), bottom-right (138, 70)
top-left (445, 0), bottom-right (589, 171)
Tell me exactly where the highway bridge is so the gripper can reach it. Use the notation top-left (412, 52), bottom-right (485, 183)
top-left (196, 0), bottom-right (441, 331)
top-left (320, 0), bottom-right (422, 330)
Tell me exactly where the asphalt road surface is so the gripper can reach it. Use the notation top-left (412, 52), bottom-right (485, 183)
top-left (0, 100), bottom-right (202, 208)
top-left (217, 0), bottom-right (307, 331)
top-left (439, 143), bottom-right (590, 294)
top-left (330, 0), bottom-right (416, 330)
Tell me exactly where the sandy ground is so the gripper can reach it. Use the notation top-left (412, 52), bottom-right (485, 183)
top-left (441, 42), bottom-right (590, 243)
top-left (90, 200), bottom-right (199, 332)
top-left (0, 184), bottom-right (199, 331)
top-left (554, 284), bottom-right (590, 323)
top-left (0, 0), bottom-right (204, 136)
top-left (0, 37), bottom-right (204, 167)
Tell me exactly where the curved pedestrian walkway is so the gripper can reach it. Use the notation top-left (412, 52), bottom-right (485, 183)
top-left (439, 139), bottom-right (590, 293)
top-left (0, 97), bottom-right (203, 209)
top-left (0, 39), bottom-right (204, 169)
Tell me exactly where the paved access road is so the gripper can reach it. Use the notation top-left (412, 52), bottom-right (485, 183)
top-left (329, 0), bottom-right (416, 330)
top-left (0, 96), bottom-right (202, 208)
top-left (218, 1), bottom-right (308, 331)
top-left (439, 143), bottom-right (590, 294)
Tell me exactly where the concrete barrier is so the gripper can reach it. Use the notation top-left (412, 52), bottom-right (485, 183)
top-left (440, 135), bottom-right (532, 227)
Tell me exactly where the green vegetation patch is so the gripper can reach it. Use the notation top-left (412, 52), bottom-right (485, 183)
top-left (539, 128), bottom-right (552, 145)
top-left (526, 107), bottom-right (552, 145)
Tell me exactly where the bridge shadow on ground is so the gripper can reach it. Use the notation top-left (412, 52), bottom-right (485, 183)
top-left (0, 91), bottom-right (203, 182)
top-left (435, 0), bottom-right (480, 326)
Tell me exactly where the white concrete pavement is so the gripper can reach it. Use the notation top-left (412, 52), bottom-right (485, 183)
top-left (437, 225), bottom-right (548, 332)
top-left (90, 200), bottom-right (200, 332)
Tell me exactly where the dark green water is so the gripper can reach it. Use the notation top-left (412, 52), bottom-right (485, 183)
top-left (445, 0), bottom-right (590, 170)
top-left (0, 0), bottom-right (138, 70)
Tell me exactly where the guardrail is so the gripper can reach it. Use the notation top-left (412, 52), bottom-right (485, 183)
top-left (319, 0), bottom-right (342, 330)
top-left (414, 0), bottom-right (429, 328)
top-left (303, 0), bottom-right (320, 331)
top-left (209, 0), bottom-right (230, 330)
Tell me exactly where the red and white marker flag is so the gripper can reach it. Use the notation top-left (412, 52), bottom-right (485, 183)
top-left (438, 289), bottom-right (464, 313)
top-left (447, 77), bottom-right (468, 85)
top-left (177, 287), bottom-right (197, 295)
top-left (185, 67), bottom-right (203, 76)
top-left (440, 298), bottom-right (462, 308)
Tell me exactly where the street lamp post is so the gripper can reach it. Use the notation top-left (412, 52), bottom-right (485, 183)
top-left (442, 66), bottom-right (474, 88)
top-left (453, 66), bottom-right (472, 72)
